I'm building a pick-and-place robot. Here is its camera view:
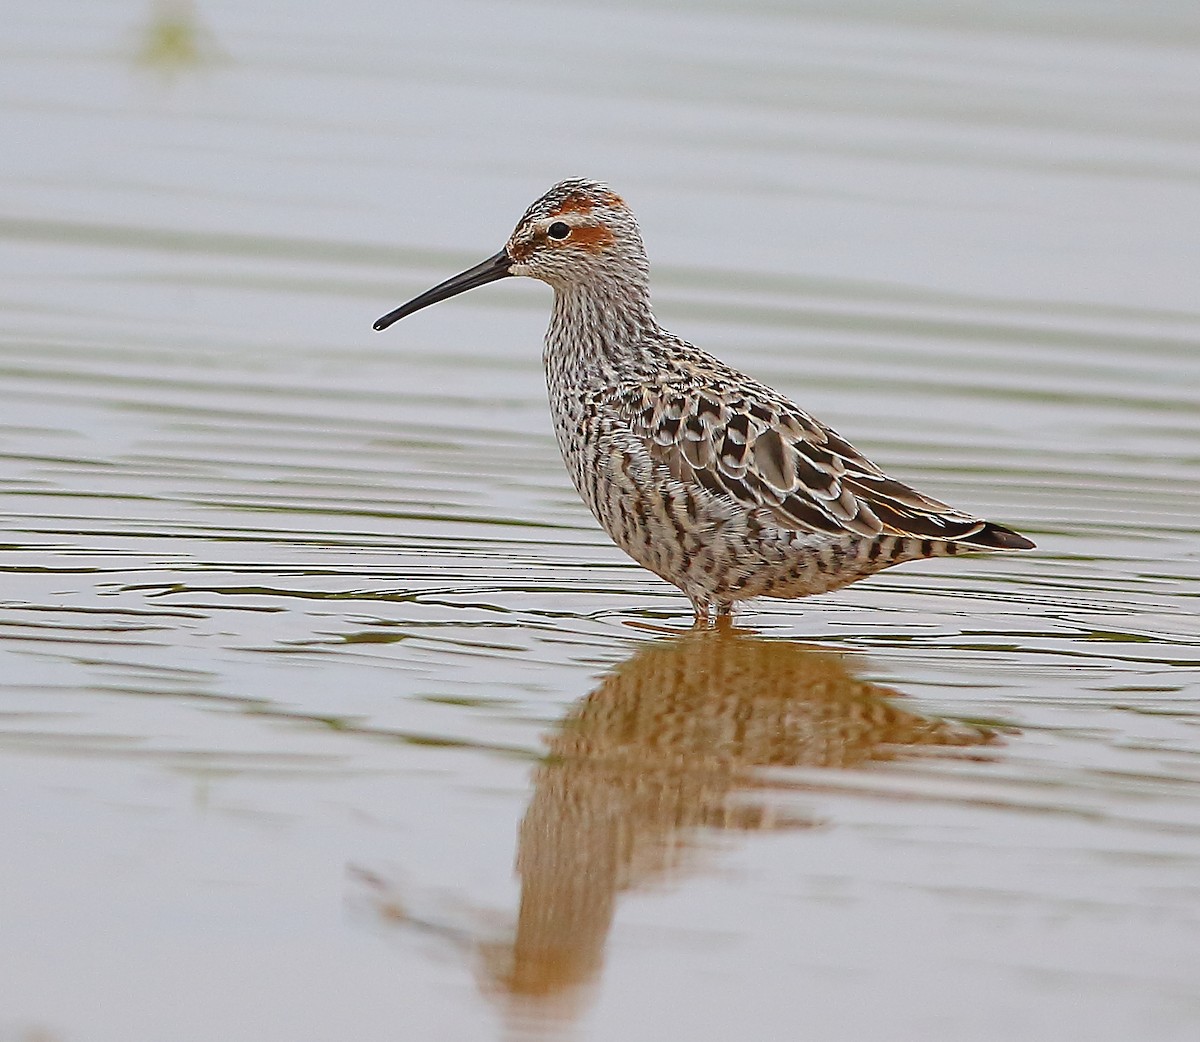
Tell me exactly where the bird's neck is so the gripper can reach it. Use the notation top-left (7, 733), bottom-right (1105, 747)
top-left (544, 278), bottom-right (661, 386)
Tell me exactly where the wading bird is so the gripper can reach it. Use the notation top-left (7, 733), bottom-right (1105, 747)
top-left (374, 179), bottom-right (1034, 622)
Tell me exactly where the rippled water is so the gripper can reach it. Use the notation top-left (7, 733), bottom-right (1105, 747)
top-left (2, 2), bottom-right (1199, 1040)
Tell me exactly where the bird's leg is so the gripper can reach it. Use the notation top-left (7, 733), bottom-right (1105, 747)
top-left (689, 596), bottom-right (715, 628)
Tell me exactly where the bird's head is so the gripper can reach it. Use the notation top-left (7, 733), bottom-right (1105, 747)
top-left (373, 178), bottom-right (646, 331)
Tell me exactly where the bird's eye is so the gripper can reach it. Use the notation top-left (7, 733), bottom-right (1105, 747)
top-left (547, 221), bottom-right (571, 240)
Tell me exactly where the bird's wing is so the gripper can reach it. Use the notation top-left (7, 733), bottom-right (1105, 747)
top-left (623, 379), bottom-right (992, 541)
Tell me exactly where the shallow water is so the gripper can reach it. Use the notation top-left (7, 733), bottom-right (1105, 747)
top-left (2, 1), bottom-right (1199, 1040)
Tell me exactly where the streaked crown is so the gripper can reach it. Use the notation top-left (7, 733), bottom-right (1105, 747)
top-left (506, 178), bottom-right (647, 289)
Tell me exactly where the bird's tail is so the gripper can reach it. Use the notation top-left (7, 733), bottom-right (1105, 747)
top-left (959, 522), bottom-right (1036, 551)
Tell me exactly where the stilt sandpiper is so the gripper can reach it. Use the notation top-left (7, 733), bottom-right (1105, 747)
top-left (374, 179), bottom-right (1034, 622)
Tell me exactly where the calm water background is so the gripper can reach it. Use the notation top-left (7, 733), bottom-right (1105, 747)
top-left (2, 1), bottom-right (1199, 1039)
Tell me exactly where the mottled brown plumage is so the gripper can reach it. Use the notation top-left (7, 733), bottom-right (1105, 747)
top-left (375, 178), bottom-right (1035, 620)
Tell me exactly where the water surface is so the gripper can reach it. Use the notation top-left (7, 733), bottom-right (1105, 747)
top-left (2, 2), bottom-right (1199, 1040)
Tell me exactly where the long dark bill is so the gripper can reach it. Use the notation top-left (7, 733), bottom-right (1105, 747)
top-left (373, 249), bottom-right (512, 331)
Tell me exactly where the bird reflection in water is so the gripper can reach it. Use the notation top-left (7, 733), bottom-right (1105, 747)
top-left (361, 626), bottom-right (998, 1024)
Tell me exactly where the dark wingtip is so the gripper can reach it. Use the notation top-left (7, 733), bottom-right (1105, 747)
top-left (963, 523), bottom-right (1036, 551)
